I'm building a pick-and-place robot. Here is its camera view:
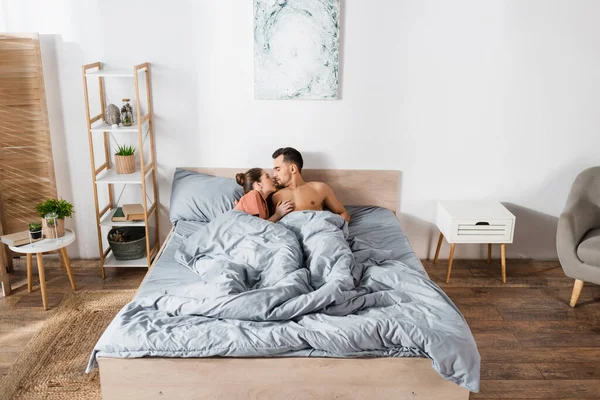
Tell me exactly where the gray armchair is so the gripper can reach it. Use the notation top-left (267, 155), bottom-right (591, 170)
top-left (557, 166), bottom-right (600, 307)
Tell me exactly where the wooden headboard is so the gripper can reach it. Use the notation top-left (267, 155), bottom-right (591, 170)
top-left (183, 168), bottom-right (401, 213)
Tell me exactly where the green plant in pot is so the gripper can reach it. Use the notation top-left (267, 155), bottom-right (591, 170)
top-left (35, 198), bottom-right (74, 239)
top-left (115, 144), bottom-right (136, 174)
top-left (28, 222), bottom-right (43, 240)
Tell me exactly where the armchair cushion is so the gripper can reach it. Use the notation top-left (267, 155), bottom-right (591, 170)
top-left (577, 228), bottom-right (600, 266)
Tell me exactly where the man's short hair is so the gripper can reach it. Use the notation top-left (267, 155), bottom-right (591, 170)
top-left (272, 147), bottom-right (303, 172)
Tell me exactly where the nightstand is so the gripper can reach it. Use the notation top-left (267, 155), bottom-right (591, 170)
top-left (6, 230), bottom-right (77, 310)
top-left (433, 201), bottom-right (515, 284)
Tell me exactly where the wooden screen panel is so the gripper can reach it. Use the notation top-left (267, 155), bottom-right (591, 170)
top-left (0, 33), bottom-right (57, 233)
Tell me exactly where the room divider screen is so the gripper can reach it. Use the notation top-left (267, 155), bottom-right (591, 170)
top-left (0, 33), bottom-right (57, 276)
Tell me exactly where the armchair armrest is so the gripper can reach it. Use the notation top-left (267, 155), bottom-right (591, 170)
top-left (557, 211), bottom-right (583, 276)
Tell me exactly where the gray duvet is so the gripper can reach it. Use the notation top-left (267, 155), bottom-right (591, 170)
top-left (87, 207), bottom-right (480, 392)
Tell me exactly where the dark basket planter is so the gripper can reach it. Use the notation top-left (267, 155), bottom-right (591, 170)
top-left (29, 230), bottom-right (43, 240)
top-left (107, 227), bottom-right (146, 260)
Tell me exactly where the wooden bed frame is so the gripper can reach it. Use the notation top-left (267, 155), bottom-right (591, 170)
top-left (98, 168), bottom-right (470, 400)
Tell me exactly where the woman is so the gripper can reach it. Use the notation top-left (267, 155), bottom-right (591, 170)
top-left (235, 168), bottom-right (294, 222)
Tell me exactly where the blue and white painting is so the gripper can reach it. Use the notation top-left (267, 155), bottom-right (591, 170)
top-left (254, 0), bottom-right (340, 100)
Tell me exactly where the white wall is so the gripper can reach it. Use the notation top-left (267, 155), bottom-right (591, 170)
top-left (2, 0), bottom-right (599, 260)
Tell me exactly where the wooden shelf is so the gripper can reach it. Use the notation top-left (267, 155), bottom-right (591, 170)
top-left (104, 251), bottom-right (148, 268)
top-left (83, 61), bottom-right (159, 278)
top-left (90, 120), bottom-right (148, 133)
top-left (96, 169), bottom-right (142, 184)
top-left (86, 69), bottom-right (134, 78)
top-left (100, 209), bottom-right (146, 227)
top-left (95, 165), bottom-right (152, 184)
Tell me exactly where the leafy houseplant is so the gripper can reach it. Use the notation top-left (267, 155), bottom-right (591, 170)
top-left (28, 222), bottom-right (43, 240)
top-left (115, 144), bottom-right (136, 174)
top-left (35, 198), bottom-right (74, 238)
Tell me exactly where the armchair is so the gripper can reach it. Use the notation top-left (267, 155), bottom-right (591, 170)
top-left (557, 166), bottom-right (600, 307)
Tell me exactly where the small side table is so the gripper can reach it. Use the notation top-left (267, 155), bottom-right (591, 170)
top-left (7, 230), bottom-right (77, 310)
top-left (433, 201), bottom-right (515, 284)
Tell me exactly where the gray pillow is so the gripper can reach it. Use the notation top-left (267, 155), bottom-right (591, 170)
top-left (169, 169), bottom-right (243, 223)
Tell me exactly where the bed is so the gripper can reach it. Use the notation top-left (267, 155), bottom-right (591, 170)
top-left (90, 168), bottom-right (479, 399)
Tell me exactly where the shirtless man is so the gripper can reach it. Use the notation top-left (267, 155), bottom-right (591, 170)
top-left (271, 147), bottom-right (351, 223)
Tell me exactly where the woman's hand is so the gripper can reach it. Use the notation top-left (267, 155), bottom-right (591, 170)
top-left (275, 200), bottom-right (294, 217)
top-left (269, 200), bottom-right (294, 222)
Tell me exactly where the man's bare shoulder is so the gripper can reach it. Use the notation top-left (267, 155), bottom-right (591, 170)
top-left (306, 181), bottom-right (331, 193)
top-left (272, 187), bottom-right (292, 200)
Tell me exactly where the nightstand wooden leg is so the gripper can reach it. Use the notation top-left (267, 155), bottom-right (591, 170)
top-left (501, 243), bottom-right (506, 284)
top-left (445, 243), bottom-right (456, 284)
top-left (487, 244), bottom-right (492, 264)
top-left (35, 253), bottom-right (48, 310)
top-left (433, 233), bottom-right (444, 266)
top-left (60, 248), bottom-right (76, 291)
top-left (27, 253), bottom-right (33, 293)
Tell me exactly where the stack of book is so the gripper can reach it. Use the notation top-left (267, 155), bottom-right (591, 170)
top-left (111, 204), bottom-right (145, 222)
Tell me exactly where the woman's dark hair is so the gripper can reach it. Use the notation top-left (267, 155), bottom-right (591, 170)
top-left (235, 168), bottom-right (263, 194)
top-left (272, 147), bottom-right (303, 172)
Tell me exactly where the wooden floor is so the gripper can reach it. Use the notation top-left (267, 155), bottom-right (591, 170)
top-left (423, 258), bottom-right (600, 400)
top-left (0, 258), bottom-right (145, 378)
top-left (1, 257), bottom-right (599, 399)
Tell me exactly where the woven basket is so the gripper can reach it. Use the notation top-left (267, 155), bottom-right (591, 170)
top-left (42, 218), bottom-right (65, 238)
top-left (115, 155), bottom-right (135, 174)
top-left (108, 227), bottom-right (146, 260)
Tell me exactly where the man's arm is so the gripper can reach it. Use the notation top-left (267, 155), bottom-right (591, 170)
top-left (320, 183), bottom-right (351, 223)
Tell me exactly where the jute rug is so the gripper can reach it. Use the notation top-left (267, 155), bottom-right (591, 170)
top-left (0, 290), bottom-right (135, 400)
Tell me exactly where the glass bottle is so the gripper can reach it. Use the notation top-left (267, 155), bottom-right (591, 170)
top-left (121, 98), bottom-right (134, 126)
top-left (44, 212), bottom-right (59, 241)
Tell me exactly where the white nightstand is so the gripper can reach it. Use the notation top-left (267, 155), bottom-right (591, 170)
top-left (433, 201), bottom-right (515, 284)
top-left (5, 230), bottom-right (77, 310)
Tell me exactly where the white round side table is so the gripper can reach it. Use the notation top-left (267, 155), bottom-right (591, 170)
top-left (9, 229), bottom-right (76, 310)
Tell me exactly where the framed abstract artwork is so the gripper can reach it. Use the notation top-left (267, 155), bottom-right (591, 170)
top-left (254, 0), bottom-right (340, 100)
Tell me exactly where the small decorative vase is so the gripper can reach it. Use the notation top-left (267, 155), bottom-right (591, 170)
top-left (105, 104), bottom-right (121, 126)
top-left (42, 217), bottom-right (65, 238)
top-left (121, 99), bottom-right (134, 127)
top-left (115, 155), bottom-right (135, 174)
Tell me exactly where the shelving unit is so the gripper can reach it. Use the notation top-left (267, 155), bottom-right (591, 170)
top-left (82, 62), bottom-right (160, 278)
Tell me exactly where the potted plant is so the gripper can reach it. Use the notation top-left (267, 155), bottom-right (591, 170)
top-left (35, 198), bottom-right (74, 238)
top-left (28, 222), bottom-right (43, 240)
top-left (115, 144), bottom-right (136, 174)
